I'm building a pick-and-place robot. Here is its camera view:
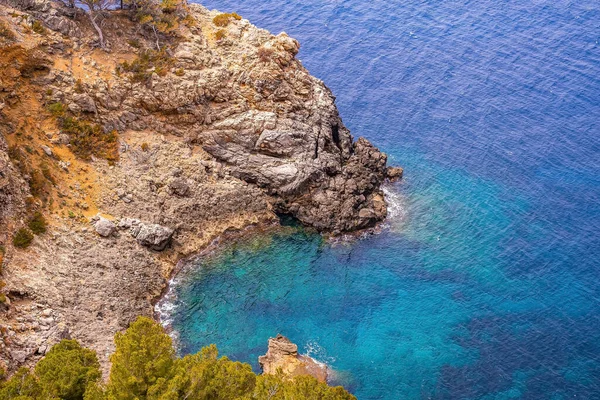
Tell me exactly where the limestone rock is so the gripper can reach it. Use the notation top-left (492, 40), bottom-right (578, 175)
top-left (135, 223), bottom-right (174, 251)
top-left (72, 93), bottom-right (97, 114)
top-left (41, 145), bottom-right (53, 157)
top-left (94, 217), bottom-right (116, 237)
top-left (258, 334), bottom-right (328, 383)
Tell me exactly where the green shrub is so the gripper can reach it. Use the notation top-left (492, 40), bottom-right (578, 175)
top-left (47, 102), bottom-right (67, 117)
top-left (127, 39), bottom-right (141, 48)
top-left (49, 109), bottom-right (119, 162)
top-left (40, 162), bottom-right (56, 185)
top-left (141, 142), bottom-right (149, 151)
top-left (174, 68), bottom-right (185, 76)
top-left (13, 228), bottom-right (33, 248)
top-left (28, 211), bottom-right (47, 235)
top-left (212, 12), bottom-right (241, 27)
top-left (0, 368), bottom-right (41, 398)
top-left (28, 170), bottom-right (46, 198)
top-left (31, 20), bottom-right (46, 35)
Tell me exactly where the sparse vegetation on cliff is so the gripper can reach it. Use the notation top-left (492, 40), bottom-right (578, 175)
top-left (213, 12), bottom-right (242, 27)
top-left (47, 103), bottom-right (119, 163)
top-left (30, 20), bottom-right (46, 35)
top-left (0, 317), bottom-right (355, 400)
top-left (117, 48), bottom-right (174, 82)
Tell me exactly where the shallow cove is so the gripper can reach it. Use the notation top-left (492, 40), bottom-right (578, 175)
top-left (167, 0), bottom-right (600, 398)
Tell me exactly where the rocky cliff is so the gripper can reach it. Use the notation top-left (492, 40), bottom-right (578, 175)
top-left (259, 334), bottom-right (328, 383)
top-left (0, 0), bottom-right (399, 373)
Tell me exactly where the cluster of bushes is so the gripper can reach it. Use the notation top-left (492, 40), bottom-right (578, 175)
top-left (47, 102), bottom-right (119, 163)
top-left (12, 228), bottom-right (34, 249)
top-left (212, 12), bottom-right (241, 27)
top-left (28, 212), bottom-right (47, 235)
top-left (117, 49), bottom-right (174, 83)
top-left (0, 317), bottom-right (355, 399)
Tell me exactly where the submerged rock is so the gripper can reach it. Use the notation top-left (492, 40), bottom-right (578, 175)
top-left (386, 166), bottom-right (404, 181)
top-left (259, 334), bottom-right (328, 383)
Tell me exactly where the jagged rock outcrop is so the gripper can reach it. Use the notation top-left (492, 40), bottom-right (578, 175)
top-left (1, 0), bottom-right (81, 37)
top-left (259, 334), bottom-right (328, 382)
top-left (31, 3), bottom-right (390, 233)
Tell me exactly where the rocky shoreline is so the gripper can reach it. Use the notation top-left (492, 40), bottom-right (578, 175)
top-left (0, 0), bottom-right (401, 377)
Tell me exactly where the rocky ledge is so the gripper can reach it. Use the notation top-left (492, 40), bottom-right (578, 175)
top-left (259, 334), bottom-right (328, 383)
top-left (0, 0), bottom-right (401, 373)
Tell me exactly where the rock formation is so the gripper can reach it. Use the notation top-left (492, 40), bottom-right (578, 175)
top-left (259, 334), bottom-right (328, 383)
top-left (0, 0), bottom-right (401, 373)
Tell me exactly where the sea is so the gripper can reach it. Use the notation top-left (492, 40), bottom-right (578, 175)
top-left (160, 1), bottom-right (600, 398)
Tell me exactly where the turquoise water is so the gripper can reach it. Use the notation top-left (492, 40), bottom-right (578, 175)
top-left (166, 0), bottom-right (600, 398)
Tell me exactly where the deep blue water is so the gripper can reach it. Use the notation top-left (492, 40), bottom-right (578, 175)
top-left (165, 1), bottom-right (600, 398)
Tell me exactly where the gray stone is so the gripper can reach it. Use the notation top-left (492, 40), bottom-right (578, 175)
top-left (135, 223), bottom-right (174, 251)
top-left (72, 93), bottom-right (97, 113)
top-left (94, 217), bottom-right (116, 237)
top-left (168, 178), bottom-right (189, 197)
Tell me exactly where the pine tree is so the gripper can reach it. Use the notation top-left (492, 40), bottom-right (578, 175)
top-left (147, 344), bottom-right (256, 400)
top-left (107, 317), bottom-right (175, 400)
top-left (0, 368), bottom-right (42, 399)
top-left (35, 340), bottom-right (101, 400)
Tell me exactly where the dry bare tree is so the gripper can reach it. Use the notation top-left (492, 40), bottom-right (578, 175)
top-left (60, 0), bottom-right (114, 49)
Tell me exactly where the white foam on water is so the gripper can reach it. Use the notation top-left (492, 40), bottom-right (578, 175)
top-left (155, 276), bottom-right (180, 328)
top-left (382, 184), bottom-right (408, 232)
top-left (304, 339), bottom-right (336, 365)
